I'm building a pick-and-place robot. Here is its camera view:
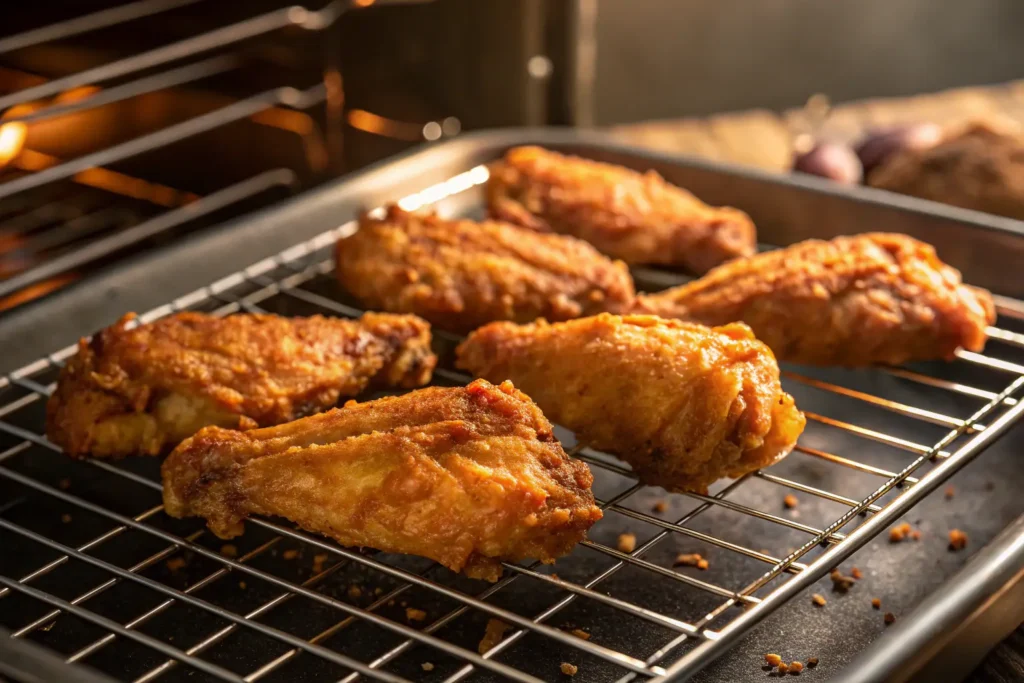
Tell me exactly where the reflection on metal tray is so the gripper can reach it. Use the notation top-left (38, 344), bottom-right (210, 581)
top-left (0, 130), bottom-right (1022, 683)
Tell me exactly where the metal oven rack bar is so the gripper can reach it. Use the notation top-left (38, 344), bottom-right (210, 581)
top-left (0, 159), bottom-right (1022, 682)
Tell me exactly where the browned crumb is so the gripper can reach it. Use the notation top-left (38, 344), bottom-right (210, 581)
top-left (282, 549), bottom-right (299, 560)
top-left (58, 478), bottom-right (71, 490)
top-left (348, 585), bottom-right (363, 600)
top-left (61, 513), bottom-right (72, 523)
top-left (673, 553), bottom-right (704, 568)
top-left (765, 654), bottom-right (782, 667)
top-left (884, 611), bottom-right (896, 625)
top-left (220, 544), bottom-right (237, 558)
top-left (777, 662), bottom-right (789, 674)
top-left (570, 628), bottom-right (591, 641)
top-left (697, 558), bottom-right (709, 571)
top-left (312, 553), bottom-right (329, 574)
top-left (830, 569), bottom-right (855, 592)
top-left (560, 662), bottom-right (578, 677)
top-left (387, 600), bottom-right (395, 607)
top-left (401, 601), bottom-right (408, 607)
top-left (871, 598), bottom-right (881, 609)
top-left (889, 522), bottom-right (913, 543)
top-left (374, 587), bottom-right (384, 596)
top-left (910, 529), bottom-right (922, 541)
top-left (811, 593), bottom-right (826, 607)
top-left (617, 533), bottom-right (637, 553)
top-left (783, 494), bottom-right (798, 509)
top-left (166, 557), bottom-right (187, 572)
top-left (851, 567), bottom-right (863, 580)
top-left (944, 485), bottom-right (956, 500)
top-left (807, 657), bottom-right (819, 668)
top-left (479, 618), bottom-right (510, 654)
top-left (948, 529), bottom-right (968, 551)
top-left (239, 581), bottom-right (247, 590)
top-left (653, 500), bottom-right (668, 513)
top-left (789, 661), bottom-right (804, 674)
top-left (406, 607), bottom-right (426, 622)
top-left (421, 662), bottom-right (434, 672)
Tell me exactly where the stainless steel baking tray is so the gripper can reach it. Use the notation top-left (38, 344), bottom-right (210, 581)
top-left (0, 129), bottom-right (1022, 683)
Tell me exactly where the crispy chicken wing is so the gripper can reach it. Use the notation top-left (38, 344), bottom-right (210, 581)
top-left (335, 206), bottom-right (635, 333)
top-left (487, 146), bottom-right (757, 273)
top-left (456, 315), bottom-right (804, 493)
top-left (47, 312), bottom-right (436, 458)
top-left (634, 233), bottom-right (995, 367)
top-left (162, 379), bottom-right (602, 581)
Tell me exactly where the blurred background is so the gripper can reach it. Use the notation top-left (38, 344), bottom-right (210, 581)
top-left (0, 0), bottom-right (1023, 311)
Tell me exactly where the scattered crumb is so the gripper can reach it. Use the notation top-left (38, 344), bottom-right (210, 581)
top-left (765, 654), bottom-right (782, 667)
top-left (807, 657), bottom-right (819, 668)
top-left (884, 612), bottom-right (896, 625)
top-left (560, 662), bottom-right (578, 677)
top-left (777, 662), bottom-right (789, 674)
top-left (166, 557), bottom-right (187, 572)
top-left (282, 549), bottom-right (299, 560)
top-left (653, 500), bottom-right (668, 513)
top-left (58, 478), bottom-right (71, 490)
top-left (405, 607), bottom-right (426, 621)
top-left (811, 593), bottom-right (826, 607)
top-left (871, 598), bottom-right (881, 609)
top-left (387, 600), bottom-right (395, 607)
top-left (61, 513), bottom-right (72, 523)
top-left (697, 558), bottom-right (709, 570)
top-left (948, 529), bottom-right (968, 551)
top-left (478, 619), bottom-right (510, 654)
top-left (783, 494), bottom-right (798, 509)
top-left (617, 533), bottom-right (636, 553)
top-left (401, 601), bottom-right (407, 607)
top-left (239, 581), bottom-right (247, 590)
top-left (944, 486), bottom-right (955, 500)
top-left (789, 661), bottom-right (804, 674)
top-left (889, 522), bottom-right (913, 543)
top-left (910, 529), bottom-right (922, 541)
top-left (550, 573), bottom-right (559, 580)
top-left (374, 587), bottom-right (383, 596)
top-left (421, 662), bottom-right (434, 672)
top-left (829, 569), bottom-right (855, 592)
top-left (348, 585), bottom-right (363, 599)
top-left (220, 544), bottom-right (237, 558)
top-left (673, 553), bottom-right (704, 568)
top-left (851, 567), bottom-right (863, 580)
top-left (570, 629), bottom-right (591, 641)
top-left (312, 553), bottom-right (329, 573)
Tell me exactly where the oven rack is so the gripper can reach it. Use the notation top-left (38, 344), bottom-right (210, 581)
top-left (0, 167), bottom-right (1023, 682)
top-left (0, 0), bottom-right (446, 308)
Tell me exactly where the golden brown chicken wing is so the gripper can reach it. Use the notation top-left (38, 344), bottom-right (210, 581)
top-left (487, 146), bottom-right (757, 273)
top-left (162, 379), bottom-right (602, 581)
top-left (456, 315), bottom-right (804, 493)
top-left (634, 233), bottom-right (995, 367)
top-left (335, 205), bottom-right (635, 333)
top-left (47, 311), bottom-right (436, 458)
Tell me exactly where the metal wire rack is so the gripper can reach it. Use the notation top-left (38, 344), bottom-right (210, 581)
top-left (1, 165), bottom-right (1023, 683)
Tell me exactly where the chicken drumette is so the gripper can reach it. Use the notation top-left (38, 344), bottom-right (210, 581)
top-left (487, 146), bottom-right (757, 273)
top-left (634, 233), bottom-right (995, 366)
top-left (47, 312), bottom-right (436, 458)
top-left (457, 314), bottom-right (805, 493)
top-left (335, 205), bottom-right (635, 333)
top-left (163, 379), bottom-right (602, 581)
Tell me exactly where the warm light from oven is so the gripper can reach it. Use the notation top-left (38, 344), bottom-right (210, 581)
top-left (0, 121), bottom-right (27, 167)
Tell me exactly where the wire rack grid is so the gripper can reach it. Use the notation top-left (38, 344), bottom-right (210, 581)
top-left (1, 166), bottom-right (1023, 683)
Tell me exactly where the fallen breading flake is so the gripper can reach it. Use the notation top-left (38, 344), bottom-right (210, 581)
top-left (884, 611), bottom-right (896, 625)
top-left (765, 654), bottom-right (782, 667)
top-left (850, 566), bottom-right (863, 580)
top-left (777, 662), bottom-right (789, 674)
top-left (889, 522), bottom-right (913, 543)
top-left (421, 662), bottom-right (434, 672)
top-left (871, 598), bottom-right (881, 609)
top-left (697, 558), bottom-right (709, 571)
top-left (789, 661), bottom-right (804, 674)
top-left (61, 513), bottom-right (72, 523)
top-left (811, 593), bottom-right (826, 607)
top-left (910, 529), bottom-right (922, 541)
top-left (374, 587), bottom-right (384, 596)
top-left (282, 549), bottom-right (299, 560)
top-left (220, 544), bottom-right (238, 558)
top-left (617, 533), bottom-right (636, 553)
top-left (944, 485), bottom-right (955, 500)
top-left (830, 569), bottom-right (855, 592)
top-left (312, 553), bottom-right (329, 574)
top-left (807, 657), bottom-right (819, 667)
top-left (239, 581), bottom-right (247, 590)
top-left (652, 500), bottom-right (668, 513)
top-left (406, 607), bottom-right (426, 621)
top-left (58, 478), bottom-right (71, 490)
top-left (783, 494), bottom-right (798, 509)
top-left (948, 529), bottom-right (968, 551)
top-left (166, 557), bottom-right (187, 572)
top-left (478, 618), bottom-right (510, 654)
top-left (560, 662), bottom-right (578, 676)
top-left (570, 628), bottom-right (591, 641)
top-left (348, 585), bottom-right (363, 600)
top-left (673, 553), bottom-right (703, 568)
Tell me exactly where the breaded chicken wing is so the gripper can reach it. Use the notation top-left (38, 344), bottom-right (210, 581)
top-left (456, 315), bottom-right (804, 493)
top-left (335, 206), bottom-right (635, 333)
top-left (634, 233), bottom-right (995, 366)
top-left (162, 379), bottom-right (602, 581)
top-left (47, 312), bottom-right (436, 458)
top-left (487, 146), bottom-right (757, 273)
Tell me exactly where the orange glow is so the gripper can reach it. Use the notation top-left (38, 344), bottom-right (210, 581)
top-left (347, 109), bottom-right (423, 141)
top-left (0, 122), bottom-right (27, 166)
top-left (251, 108), bottom-right (314, 136)
top-left (0, 274), bottom-right (76, 312)
top-left (353, 0), bottom-right (375, 6)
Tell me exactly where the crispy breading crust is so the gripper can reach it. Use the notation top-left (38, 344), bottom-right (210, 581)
top-left (46, 312), bottom-right (436, 458)
top-left (487, 146), bottom-right (757, 273)
top-left (634, 233), bottom-right (995, 366)
top-left (335, 206), bottom-right (635, 333)
top-left (456, 314), bottom-right (805, 493)
top-left (162, 379), bottom-right (602, 581)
